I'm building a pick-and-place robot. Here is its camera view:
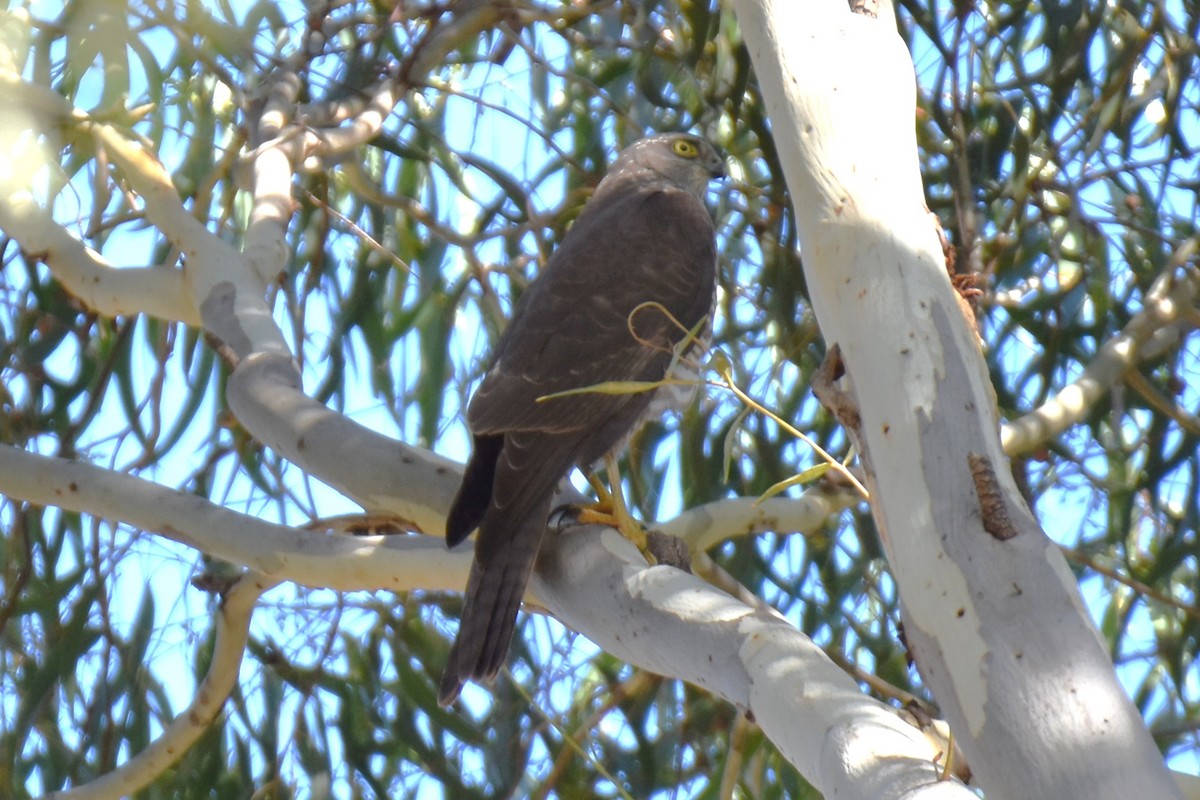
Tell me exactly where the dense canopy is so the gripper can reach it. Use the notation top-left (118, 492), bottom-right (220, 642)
top-left (0, 1), bottom-right (1197, 797)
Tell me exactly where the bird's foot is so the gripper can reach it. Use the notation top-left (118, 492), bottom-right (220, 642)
top-left (575, 503), bottom-right (655, 562)
top-left (574, 506), bottom-right (692, 571)
top-left (577, 458), bottom-right (691, 569)
top-left (584, 472), bottom-right (615, 511)
top-left (579, 465), bottom-right (654, 560)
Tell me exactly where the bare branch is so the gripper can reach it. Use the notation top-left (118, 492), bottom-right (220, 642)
top-left (658, 490), bottom-right (860, 553)
top-left (43, 573), bottom-right (273, 800)
top-left (223, 351), bottom-right (461, 527)
top-left (400, 0), bottom-right (508, 84)
top-left (277, 2), bottom-right (528, 172)
top-left (0, 190), bottom-right (198, 324)
top-left (0, 71), bottom-right (200, 324)
top-left (1124, 369), bottom-right (1200, 437)
top-left (1001, 264), bottom-right (1200, 455)
top-left (0, 434), bottom-right (957, 797)
top-left (86, 124), bottom-right (294, 361)
top-left (300, 67), bottom-right (405, 158)
top-left (533, 525), bottom-right (963, 799)
top-left (0, 65), bottom-right (80, 123)
top-left (244, 70), bottom-right (303, 285)
top-left (0, 443), bottom-right (468, 592)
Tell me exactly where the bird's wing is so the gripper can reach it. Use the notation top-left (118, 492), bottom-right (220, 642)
top-left (440, 179), bottom-right (718, 705)
top-left (468, 184), bottom-right (717, 439)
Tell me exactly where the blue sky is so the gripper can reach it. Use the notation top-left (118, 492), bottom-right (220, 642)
top-left (6, 0), bottom-right (1199, 794)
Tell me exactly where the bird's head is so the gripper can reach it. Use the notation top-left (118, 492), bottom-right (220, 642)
top-left (609, 133), bottom-right (727, 197)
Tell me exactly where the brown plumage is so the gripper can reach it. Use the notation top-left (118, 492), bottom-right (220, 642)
top-left (439, 133), bottom-right (725, 705)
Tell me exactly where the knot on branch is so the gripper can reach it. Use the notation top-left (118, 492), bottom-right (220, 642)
top-left (968, 452), bottom-right (1019, 541)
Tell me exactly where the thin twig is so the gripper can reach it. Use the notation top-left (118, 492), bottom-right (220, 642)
top-left (1062, 548), bottom-right (1200, 624)
top-left (711, 359), bottom-right (870, 500)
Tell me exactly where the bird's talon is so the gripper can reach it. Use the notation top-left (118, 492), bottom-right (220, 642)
top-left (572, 502), bottom-right (659, 565)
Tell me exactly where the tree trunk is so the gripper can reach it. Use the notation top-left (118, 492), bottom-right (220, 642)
top-left (727, 0), bottom-right (1184, 797)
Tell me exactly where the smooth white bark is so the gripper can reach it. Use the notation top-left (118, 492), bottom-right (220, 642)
top-left (0, 190), bottom-right (199, 323)
top-left (0, 71), bottom-right (200, 325)
top-left (0, 435), bottom-right (963, 797)
top-left (534, 526), bottom-right (974, 800)
top-left (728, 0), bottom-right (1183, 797)
top-left (223, 350), bottom-right (463, 535)
top-left (0, 443), bottom-right (469, 593)
top-left (660, 490), bottom-right (861, 551)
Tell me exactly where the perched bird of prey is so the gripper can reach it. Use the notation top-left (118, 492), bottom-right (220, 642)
top-left (439, 133), bottom-right (725, 705)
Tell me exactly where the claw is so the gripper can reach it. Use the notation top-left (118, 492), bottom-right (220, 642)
top-left (575, 454), bottom-right (657, 564)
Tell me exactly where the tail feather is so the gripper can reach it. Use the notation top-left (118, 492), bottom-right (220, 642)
top-left (445, 434), bottom-right (504, 547)
top-left (439, 498), bottom-right (550, 706)
top-left (441, 430), bottom-right (580, 705)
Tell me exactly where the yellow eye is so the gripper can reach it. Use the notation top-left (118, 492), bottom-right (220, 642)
top-left (672, 139), bottom-right (700, 158)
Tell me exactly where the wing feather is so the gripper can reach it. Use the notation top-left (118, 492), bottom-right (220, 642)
top-left (468, 185), bottom-right (716, 439)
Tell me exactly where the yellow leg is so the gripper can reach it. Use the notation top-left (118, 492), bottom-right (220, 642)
top-left (576, 454), bottom-right (653, 562)
top-left (585, 472), bottom-right (613, 509)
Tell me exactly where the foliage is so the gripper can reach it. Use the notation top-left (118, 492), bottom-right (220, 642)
top-left (0, 0), bottom-right (1197, 796)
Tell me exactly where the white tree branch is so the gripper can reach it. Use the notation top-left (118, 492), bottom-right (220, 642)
top-left (0, 74), bottom-right (445, 531)
top-left (299, 7), bottom-right (530, 160)
top-left (0, 443), bottom-right (468, 592)
top-left (299, 68), bottom-right (406, 158)
top-left (0, 439), bottom-right (854, 605)
top-left (0, 189), bottom-right (198, 324)
top-left (3, 7), bottom-right (531, 536)
top-left (1, 68), bottom-right (286, 359)
top-left (533, 527), bottom-right (975, 800)
top-left (0, 439), bottom-right (955, 796)
top-left (1, 62), bottom-right (277, 359)
top-left (83, 124), bottom-right (297, 390)
top-left (1001, 264), bottom-right (1200, 455)
top-left (0, 70), bottom-right (198, 324)
top-left (223, 352), bottom-right (463, 534)
top-left (243, 70), bottom-right (302, 286)
top-left (83, 100), bottom-right (454, 530)
top-left (0, 436), bottom-right (958, 797)
top-left (43, 572), bottom-right (273, 800)
top-left (659, 489), bottom-right (861, 552)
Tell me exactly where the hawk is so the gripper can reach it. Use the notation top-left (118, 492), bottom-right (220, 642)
top-left (439, 133), bottom-right (725, 705)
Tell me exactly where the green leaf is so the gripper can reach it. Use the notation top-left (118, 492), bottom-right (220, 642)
top-left (757, 463), bottom-right (831, 503)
